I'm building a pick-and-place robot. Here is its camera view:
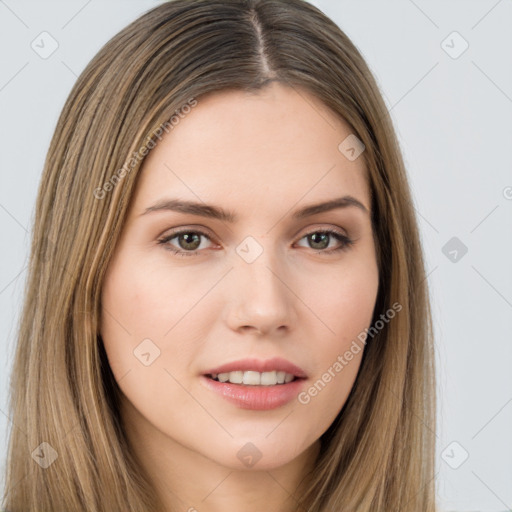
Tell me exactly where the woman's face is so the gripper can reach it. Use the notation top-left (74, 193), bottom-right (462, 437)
top-left (100, 82), bottom-right (379, 471)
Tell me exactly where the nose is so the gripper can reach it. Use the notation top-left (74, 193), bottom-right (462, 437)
top-left (224, 244), bottom-right (298, 336)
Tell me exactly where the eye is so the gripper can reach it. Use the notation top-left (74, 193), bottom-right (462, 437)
top-left (295, 229), bottom-right (354, 254)
top-left (157, 229), bottom-right (215, 257)
top-left (157, 227), bottom-right (354, 257)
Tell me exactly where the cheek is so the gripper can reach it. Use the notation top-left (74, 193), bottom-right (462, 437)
top-left (294, 254), bottom-right (378, 419)
top-left (99, 258), bottom-right (211, 428)
top-left (99, 255), bottom-right (223, 381)
top-left (301, 251), bottom-right (379, 345)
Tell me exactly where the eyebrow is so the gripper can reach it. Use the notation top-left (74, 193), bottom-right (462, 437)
top-left (140, 195), bottom-right (369, 222)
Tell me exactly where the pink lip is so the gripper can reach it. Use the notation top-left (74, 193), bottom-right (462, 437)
top-left (203, 357), bottom-right (307, 378)
top-left (199, 375), bottom-right (306, 410)
top-left (200, 357), bottom-right (308, 410)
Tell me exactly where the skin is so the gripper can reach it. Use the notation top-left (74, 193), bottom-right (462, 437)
top-left (100, 82), bottom-right (379, 512)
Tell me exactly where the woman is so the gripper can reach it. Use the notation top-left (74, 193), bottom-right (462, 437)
top-left (2, 0), bottom-right (438, 510)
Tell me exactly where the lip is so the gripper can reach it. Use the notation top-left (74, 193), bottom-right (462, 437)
top-left (199, 374), bottom-right (306, 410)
top-left (200, 357), bottom-right (308, 410)
top-left (203, 357), bottom-right (308, 378)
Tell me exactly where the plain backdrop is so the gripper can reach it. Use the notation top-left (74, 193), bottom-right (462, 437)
top-left (0, 1), bottom-right (511, 511)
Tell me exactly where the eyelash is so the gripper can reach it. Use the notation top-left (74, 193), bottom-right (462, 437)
top-left (157, 228), bottom-right (354, 257)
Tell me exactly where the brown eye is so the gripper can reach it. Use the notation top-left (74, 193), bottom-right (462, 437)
top-left (307, 232), bottom-right (330, 250)
top-left (175, 232), bottom-right (202, 251)
top-left (296, 229), bottom-right (354, 254)
top-left (157, 230), bottom-right (214, 257)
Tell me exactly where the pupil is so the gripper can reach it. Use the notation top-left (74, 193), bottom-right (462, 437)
top-left (310, 232), bottom-right (328, 249)
top-left (179, 233), bottom-right (200, 250)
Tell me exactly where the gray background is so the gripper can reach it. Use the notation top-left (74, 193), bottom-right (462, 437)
top-left (1, 1), bottom-right (511, 511)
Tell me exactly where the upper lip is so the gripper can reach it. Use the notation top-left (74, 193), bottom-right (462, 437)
top-left (203, 357), bottom-right (307, 378)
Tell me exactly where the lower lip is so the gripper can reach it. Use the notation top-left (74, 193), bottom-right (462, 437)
top-left (200, 375), bottom-right (306, 410)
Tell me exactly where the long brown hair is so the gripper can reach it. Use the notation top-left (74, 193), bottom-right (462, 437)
top-left (2, 0), bottom-right (438, 510)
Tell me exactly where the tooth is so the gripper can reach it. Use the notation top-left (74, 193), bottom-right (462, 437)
top-left (229, 371), bottom-right (243, 384)
top-left (242, 371), bottom-right (261, 385)
top-left (212, 370), bottom-right (297, 385)
top-left (260, 371), bottom-right (277, 386)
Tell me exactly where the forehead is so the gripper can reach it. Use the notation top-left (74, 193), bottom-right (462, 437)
top-left (132, 82), bottom-right (369, 216)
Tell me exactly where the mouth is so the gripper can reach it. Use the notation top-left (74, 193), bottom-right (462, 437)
top-left (202, 356), bottom-right (307, 384)
top-left (206, 370), bottom-right (301, 386)
top-left (200, 357), bottom-right (308, 410)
